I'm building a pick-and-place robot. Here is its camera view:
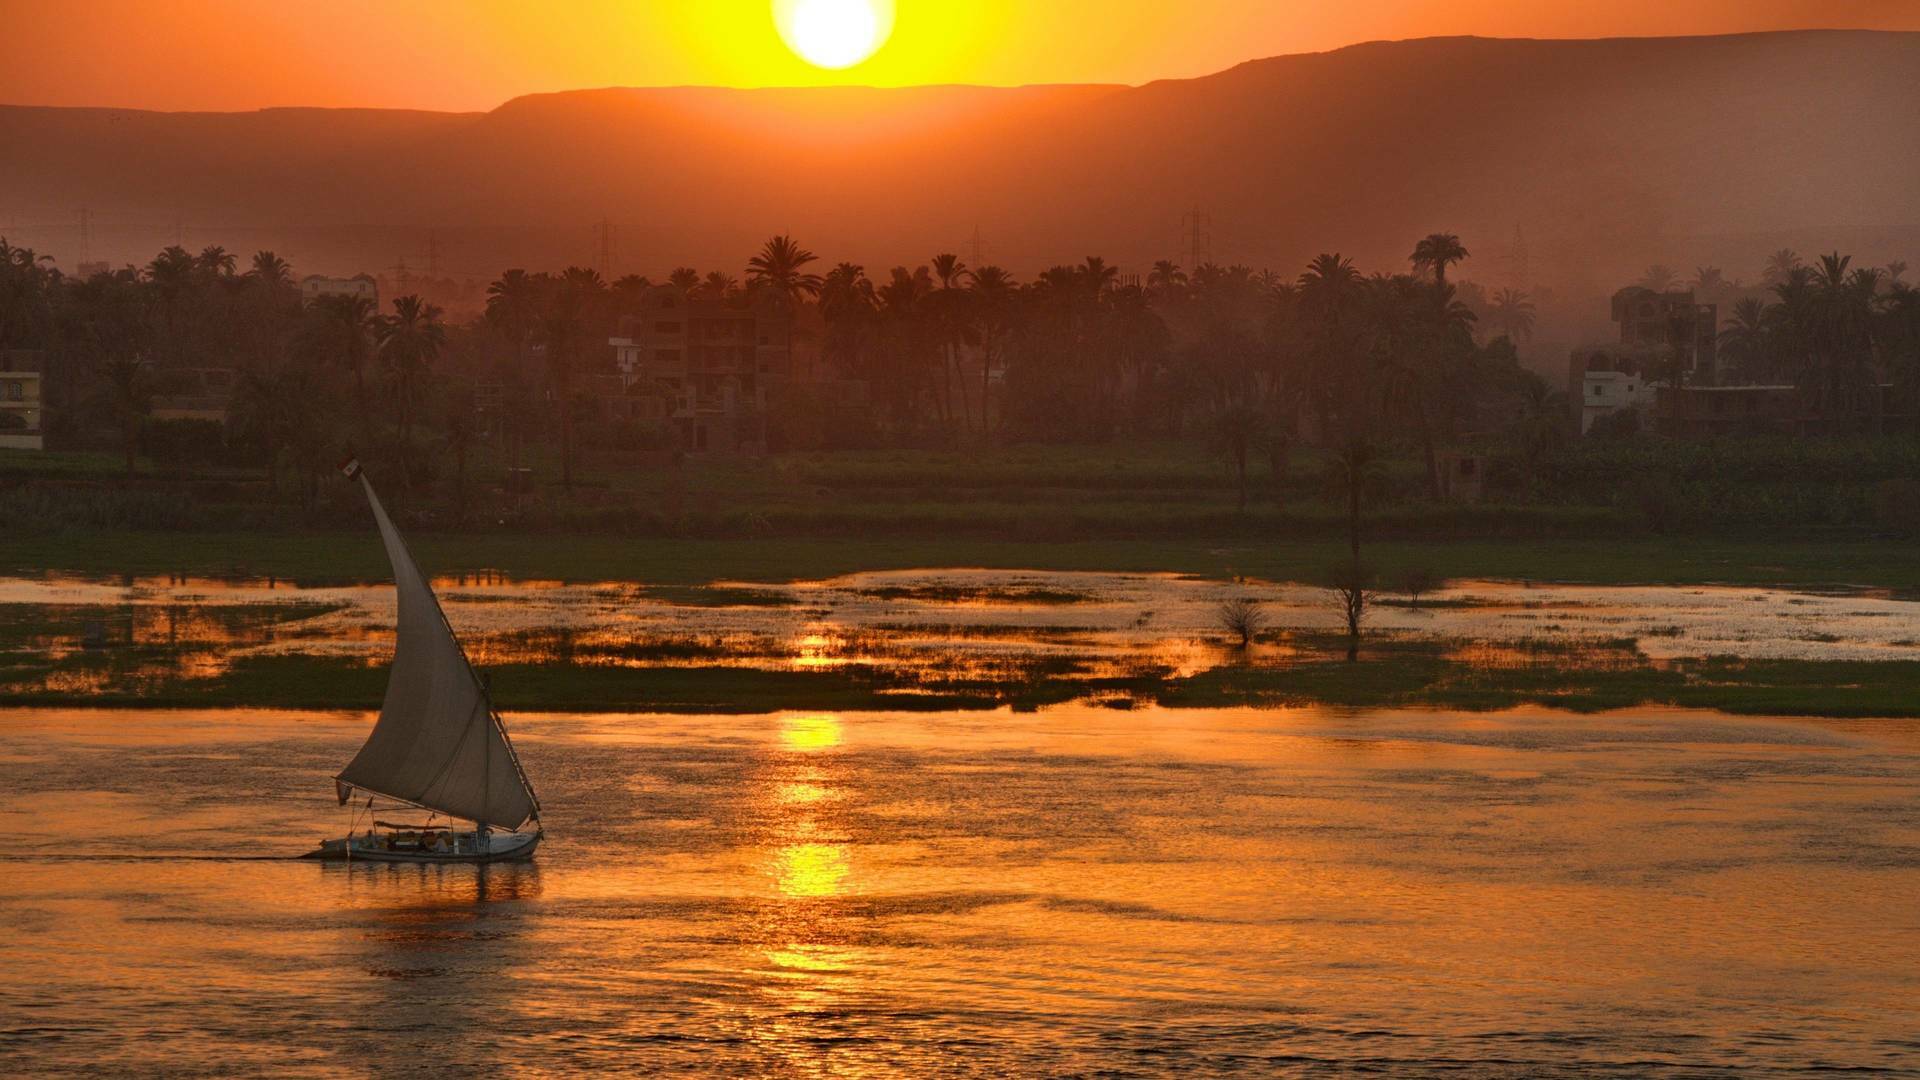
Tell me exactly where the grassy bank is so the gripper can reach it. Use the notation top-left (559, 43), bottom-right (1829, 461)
top-left (3, 530), bottom-right (1920, 591)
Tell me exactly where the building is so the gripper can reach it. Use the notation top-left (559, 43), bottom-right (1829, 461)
top-left (1579, 368), bottom-right (1657, 434)
top-left (1610, 286), bottom-right (1718, 383)
top-left (1568, 343), bottom-right (1663, 434)
top-left (1650, 383), bottom-right (1914, 438)
top-left (0, 351), bottom-right (45, 451)
top-left (1568, 286), bottom-right (1722, 435)
top-left (608, 287), bottom-right (796, 452)
top-left (301, 274), bottom-right (379, 308)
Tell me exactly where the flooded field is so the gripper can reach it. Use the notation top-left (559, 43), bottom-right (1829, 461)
top-left (1, 704), bottom-right (1916, 1075)
top-left (4, 569), bottom-right (1920, 709)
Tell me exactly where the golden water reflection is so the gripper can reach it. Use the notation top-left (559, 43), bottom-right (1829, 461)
top-left (780, 713), bottom-right (842, 752)
top-left (774, 841), bottom-right (850, 898)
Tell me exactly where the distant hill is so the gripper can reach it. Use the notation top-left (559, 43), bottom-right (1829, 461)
top-left (3, 31), bottom-right (1917, 284)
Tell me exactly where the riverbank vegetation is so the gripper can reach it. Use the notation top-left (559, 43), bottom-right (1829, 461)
top-left (5, 235), bottom-right (1918, 547)
top-left (7, 631), bottom-right (1919, 720)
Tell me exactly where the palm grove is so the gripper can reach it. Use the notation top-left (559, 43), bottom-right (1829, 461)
top-left (3, 232), bottom-right (1918, 525)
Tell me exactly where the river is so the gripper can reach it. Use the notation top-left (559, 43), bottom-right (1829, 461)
top-left (2, 703), bottom-right (1916, 1075)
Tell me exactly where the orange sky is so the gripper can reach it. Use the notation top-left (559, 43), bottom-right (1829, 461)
top-left (7, 0), bottom-right (1919, 112)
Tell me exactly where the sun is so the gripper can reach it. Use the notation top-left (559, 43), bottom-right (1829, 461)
top-left (773, 0), bottom-right (894, 70)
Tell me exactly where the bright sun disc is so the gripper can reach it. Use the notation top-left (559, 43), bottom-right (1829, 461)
top-left (774, 0), bottom-right (893, 70)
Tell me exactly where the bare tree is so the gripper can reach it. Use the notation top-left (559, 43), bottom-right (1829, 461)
top-left (1400, 567), bottom-right (1440, 609)
top-left (1327, 560), bottom-right (1374, 662)
top-left (1216, 596), bottom-right (1267, 647)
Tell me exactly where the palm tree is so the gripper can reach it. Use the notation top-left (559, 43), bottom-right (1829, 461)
top-left (1486, 287), bottom-right (1537, 342)
top-left (1147, 260), bottom-right (1187, 299)
top-left (817, 262), bottom-right (876, 413)
top-left (142, 245), bottom-right (197, 362)
top-left (248, 251), bottom-right (293, 289)
top-left (747, 234), bottom-right (824, 411)
top-left (746, 235), bottom-right (824, 303)
top-left (485, 269), bottom-right (543, 363)
top-left (374, 295), bottom-right (446, 490)
top-left (196, 245), bottom-right (237, 279)
top-left (442, 388), bottom-right (477, 522)
top-left (923, 253), bottom-right (974, 434)
top-left (0, 239), bottom-right (57, 348)
top-left (699, 271), bottom-right (738, 300)
top-left (611, 274), bottom-right (653, 309)
top-left (1080, 256), bottom-right (1118, 298)
top-left (875, 265), bottom-right (933, 427)
top-left (1296, 253), bottom-right (1365, 435)
top-left (99, 354), bottom-right (153, 475)
top-left (302, 293), bottom-right (377, 408)
top-left (968, 265), bottom-right (1015, 437)
top-left (1205, 380), bottom-right (1270, 512)
top-left (928, 253), bottom-right (969, 291)
top-left (1717, 297), bottom-right (1771, 383)
top-left (667, 267), bottom-right (700, 293)
top-left (1410, 233), bottom-right (1469, 286)
top-left (538, 280), bottom-right (596, 489)
top-left (1326, 437), bottom-right (1381, 561)
top-left (1763, 248), bottom-right (1802, 287)
top-left (1691, 266), bottom-right (1727, 294)
top-left (1638, 264), bottom-right (1678, 293)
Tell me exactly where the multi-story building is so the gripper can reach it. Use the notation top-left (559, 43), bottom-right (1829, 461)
top-left (608, 287), bottom-right (795, 452)
top-left (1569, 286), bottom-right (1722, 434)
top-left (0, 351), bottom-right (45, 451)
top-left (1610, 287), bottom-right (1718, 384)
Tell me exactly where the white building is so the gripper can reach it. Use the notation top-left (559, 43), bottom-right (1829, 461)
top-left (300, 274), bottom-right (379, 308)
top-left (0, 370), bottom-right (44, 450)
top-left (1581, 369), bottom-right (1655, 434)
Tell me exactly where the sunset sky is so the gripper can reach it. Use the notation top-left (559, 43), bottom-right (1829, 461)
top-left (7, 0), bottom-right (1919, 112)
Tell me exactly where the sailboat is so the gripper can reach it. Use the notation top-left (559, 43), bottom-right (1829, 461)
top-left (308, 458), bottom-right (542, 863)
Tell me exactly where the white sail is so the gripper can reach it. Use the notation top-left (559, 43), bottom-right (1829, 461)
top-left (336, 466), bottom-right (536, 830)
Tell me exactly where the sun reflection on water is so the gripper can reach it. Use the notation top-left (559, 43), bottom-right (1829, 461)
top-left (780, 714), bottom-right (842, 751)
top-left (773, 841), bottom-right (850, 898)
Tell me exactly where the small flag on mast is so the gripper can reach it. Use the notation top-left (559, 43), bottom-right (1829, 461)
top-left (336, 780), bottom-right (353, 805)
top-left (339, 456), bottom-right (362, 481)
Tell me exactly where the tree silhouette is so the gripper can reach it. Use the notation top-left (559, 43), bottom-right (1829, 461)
top-left (1410, 233), bottom-right (1469, 286)
top-left (375, 294), bottom-right (446, 490)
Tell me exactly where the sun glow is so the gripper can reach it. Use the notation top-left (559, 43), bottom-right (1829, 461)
top-left (774, 0), bottom-right (894, 70)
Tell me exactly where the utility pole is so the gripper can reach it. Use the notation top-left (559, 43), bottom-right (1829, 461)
top-left (595, 219), bottom-right (617, 280)
top-left (1180, 207), bottom-right (1211, 270)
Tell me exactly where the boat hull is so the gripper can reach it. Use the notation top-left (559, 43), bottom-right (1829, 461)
top-left (306, 830), bottom-right (541, 863)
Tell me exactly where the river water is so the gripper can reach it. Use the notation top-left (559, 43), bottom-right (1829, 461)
top-left (2, 704), bottom-right (1916, 1076)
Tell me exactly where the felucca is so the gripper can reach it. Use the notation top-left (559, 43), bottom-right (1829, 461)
top-left (308, 459), bottom-right (542, 863)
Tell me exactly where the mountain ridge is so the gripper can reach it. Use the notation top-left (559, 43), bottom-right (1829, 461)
top-left (4, 30), bottom-right (1916, 281)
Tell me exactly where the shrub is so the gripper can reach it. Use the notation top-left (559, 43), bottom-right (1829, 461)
top-left (1215, 596), bottom-right (1266, 647)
